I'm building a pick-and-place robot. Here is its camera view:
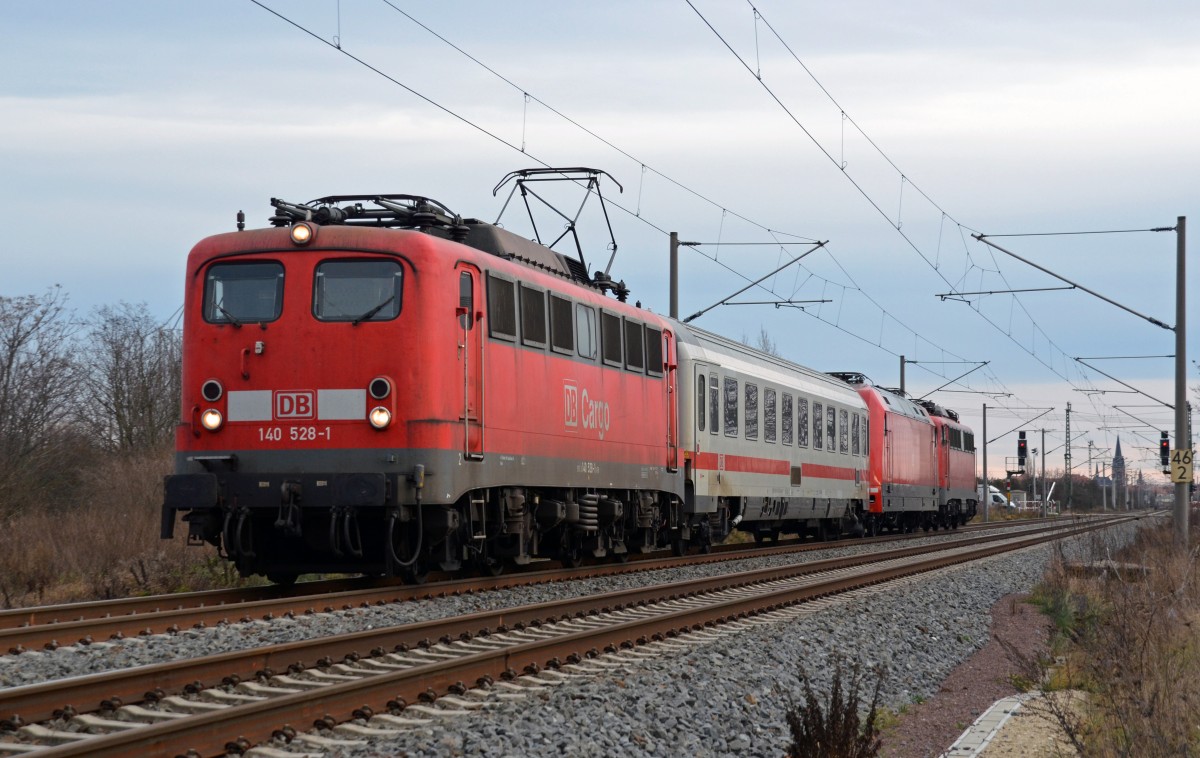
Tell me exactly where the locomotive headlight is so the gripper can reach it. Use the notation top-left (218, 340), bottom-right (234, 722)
top-left (290, 222), bottom-right (315, 246)
top-left (368, 406), bottom-right (392, 429)
top-left (200, 408), bottom-right (224, 431)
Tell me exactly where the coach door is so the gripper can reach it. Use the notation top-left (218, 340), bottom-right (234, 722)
top-left (663, 329), bottom-right (678, 472)
top-left (456, 265), bottom-right (484, 460)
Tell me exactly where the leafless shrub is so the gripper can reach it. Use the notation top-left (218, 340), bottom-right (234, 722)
top-left (0, 451), bottom-right (236, 607)
top-left (1023, 521), bottom-right (1200, 757)
top-left (786, 657), bottom-right (885, 758)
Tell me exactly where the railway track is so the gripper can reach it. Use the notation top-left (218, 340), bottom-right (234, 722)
top-left (0, 518), bottom-right (1061, 655)
top-left (0, 515), bottom-right (1132, 757)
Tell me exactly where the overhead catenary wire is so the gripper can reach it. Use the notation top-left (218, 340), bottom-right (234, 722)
top-left (246, 0), bottom-right (1016, 406)
top-left (685, 1), bottom-right (1152, 442)
top-left (370, 0), bottom-right (1016, 400)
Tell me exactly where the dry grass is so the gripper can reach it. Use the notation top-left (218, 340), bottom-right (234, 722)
top-left (0, 452), bottom-right (239, 608)
top-left (1026, 520), bottom-right (1200, 757)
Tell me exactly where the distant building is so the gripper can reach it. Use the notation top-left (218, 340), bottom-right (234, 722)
top-left (1112, 437), bottom-right (1127, 510)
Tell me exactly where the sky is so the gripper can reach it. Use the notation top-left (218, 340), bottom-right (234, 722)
top-left (3, 1), bottom-right (1197, 483)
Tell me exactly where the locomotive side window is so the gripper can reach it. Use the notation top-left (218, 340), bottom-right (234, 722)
top-left (486, 274), bottom-right (517, 341)
top-left (839, 408), bottom-right (849, 454)
top-left (645, 326), bottom-right (663, 377)
top-left (709, 374), bottom-right (719, 435)
top-left (797, 397), bottom-right (809, 447)
top-left (744, 383), bottom-right (759, 441)
top-left (575, 304), bottom-right (597, 359)
top-left (781, 393), bottom-right (793, 445)
top-left (763, 388), bottom-right (776, 444)
top-left (204, 262), bottom-right (284, 324)
top-left (723, 377), bottom-right (738, 438)
top-left (963, 431), bottom-right (975, 452)
top-left (458, 272), bottom-right (474, 329)
top-left (313, 260), bottom-right (402, 322)
top-left (813, 403), bottom-right (823, 449)
top-left (697, 374), bottom-right (706, 432)
top-left (549, 294), bottom-right (574, 354)
top-left (601, 311), bottom-right (623, 367)
top-left (852, 413), bottom-right (861, 456)
top-left (519, 284), bottom-right (547, 348)
top-left (623, 319), bottom-right (644, 372)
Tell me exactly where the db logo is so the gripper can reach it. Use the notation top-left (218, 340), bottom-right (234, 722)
top-left (275, 390), bottom-right (315, 419)
top-left (563, 382), bottom-right (579, 429)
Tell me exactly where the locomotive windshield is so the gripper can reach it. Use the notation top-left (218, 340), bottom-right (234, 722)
top-left (313, 260), bottom-right (403, 322)
top-left (204, 262), bottom-right (284, 324)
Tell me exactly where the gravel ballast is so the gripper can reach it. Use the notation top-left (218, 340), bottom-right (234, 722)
top-left (0, 518), bottom-right (1147, 756)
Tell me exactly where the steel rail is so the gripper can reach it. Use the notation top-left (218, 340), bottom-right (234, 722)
top-left (0, 519), bottom-right (1050, 651)
top-left (22, 515), bottom-right (1134, 758)
top-left (0, 517), bottom-right (1118, 732)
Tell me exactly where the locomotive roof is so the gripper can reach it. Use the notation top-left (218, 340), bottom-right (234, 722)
top-left (827, 372), bottom-right (935, 423)
top-left (265, 192), bottom-right (626, 299)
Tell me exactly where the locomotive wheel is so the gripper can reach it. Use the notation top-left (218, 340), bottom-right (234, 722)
top-left (671, 537), bottom-right (687, 557)
top-left (401, 563), bottom-right (430, 585)
top-left (478, 554), bottom-right (505, 577)
top-left (560, 549), bottom-right (582, 569)
top-left (266, 572), bottom-right (298, 586)
top-left (560, 533), bottom-right (583, 569)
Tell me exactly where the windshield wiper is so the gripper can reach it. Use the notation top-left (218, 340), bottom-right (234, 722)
top-left (214, 302), bottom-right (242, 327)
top-left (352, 295), bottom-right (395, 326)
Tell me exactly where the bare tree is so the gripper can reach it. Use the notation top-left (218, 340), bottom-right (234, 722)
top-left (81, 303), bottom-right (182, 454)
top-left (755, 325), bottom-right (780, 357)
top-left (0, 288), bottom-right (87, 515)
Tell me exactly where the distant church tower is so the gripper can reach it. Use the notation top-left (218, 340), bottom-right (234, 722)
top-left (1112, 437), bottom-right (1127, 510)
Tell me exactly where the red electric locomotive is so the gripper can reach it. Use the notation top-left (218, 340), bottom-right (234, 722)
top-left (162, 187), bottom-right (685, 583)
top-left (916, 400), bottom-right (979, 528)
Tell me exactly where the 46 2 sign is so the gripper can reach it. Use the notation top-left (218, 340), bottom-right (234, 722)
top-left (1170, 448), bottom-right (1194, 483)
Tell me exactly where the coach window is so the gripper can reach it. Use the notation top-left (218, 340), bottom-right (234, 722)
top-left (519, 284), bottom-right (547, 348)
top-left (624, 318), bottom-right (645, 372)
top-left (764, 388), bottom-right (776, 444)
top-left (744, 383), bottom-right (759, 441)
top-left (645, 326), bottom-right (663, 377)
top-left (851, 413), bottom-right (861, 456)
top-left (839, 409), bottom-right (849, 454)
top-left (601, 311), bottom-right (623, 368)
top-left (205, 261), bottom-right (285, 324)
top-left (549, 294), bottom-right (574, 354)
top-left (827, 405), bottom-right (837, 453)
top-left (313, 260), bottom-right (402, 323)
top-left (709, 374), bottom-right (720, 435)
top-left (575, 304), bottom-right (597, 359)
top-left (781, 393), bottom-right (794, 446)
top-left (486, 274), bottom-right (517, 341)
top-left (797, 397), bottom-right (809, 447)
top-left (697, 375), bottom-right (706, 432)
top-left (813, 403), bottom-right (823, 449)
top-left (723, 377), bottom-right (739, 438)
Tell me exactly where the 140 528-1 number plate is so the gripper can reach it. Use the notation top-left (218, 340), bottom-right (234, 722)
top-left (257, 426), bottom-right (332, 442)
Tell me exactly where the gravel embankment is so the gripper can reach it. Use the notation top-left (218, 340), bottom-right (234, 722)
top-left (0, 519), bottom-right (1144, 757)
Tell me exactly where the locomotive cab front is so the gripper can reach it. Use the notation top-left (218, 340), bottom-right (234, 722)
top-left (162, 219), bottom-right (462, 582)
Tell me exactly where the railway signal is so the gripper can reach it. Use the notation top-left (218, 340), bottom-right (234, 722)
top-left (1161, 431), bottom-right (1170, 471)
top-left (1017, 431), bottom-right (1027, 469)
